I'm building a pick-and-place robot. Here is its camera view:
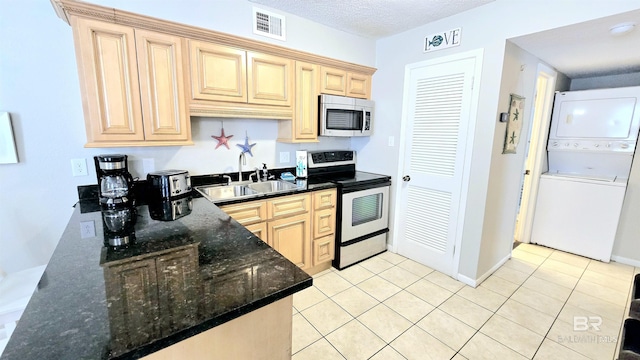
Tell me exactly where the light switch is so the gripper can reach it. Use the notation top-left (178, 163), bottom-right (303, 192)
top-left (388, 136), bottom-right (395, 147)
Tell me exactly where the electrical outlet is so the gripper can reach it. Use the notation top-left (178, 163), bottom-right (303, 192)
top-left (279, 152), bottom-right (290, 164)
top-left (71, 158), bottom-right (88, 176)
top-left (80, 221), bottom-right (96, 238)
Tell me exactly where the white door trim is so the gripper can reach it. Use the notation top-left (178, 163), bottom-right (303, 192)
top-left (391, 48), bottom-right (484, 279)
top-left (515, 63), bottom-right (557, 244)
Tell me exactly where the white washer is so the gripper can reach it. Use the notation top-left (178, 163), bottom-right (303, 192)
top-left (530, 173), bottom-right (627, 262)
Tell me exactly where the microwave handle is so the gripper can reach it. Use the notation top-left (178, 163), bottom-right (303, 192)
top-left (361, 108), bottom-right (366, 133)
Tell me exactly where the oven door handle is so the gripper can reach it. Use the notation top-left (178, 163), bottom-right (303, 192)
top-left (361, 108), bottom-right (366, 133)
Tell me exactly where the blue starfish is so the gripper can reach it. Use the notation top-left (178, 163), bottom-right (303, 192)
top-left (236, 135), bottom-right (256, 157)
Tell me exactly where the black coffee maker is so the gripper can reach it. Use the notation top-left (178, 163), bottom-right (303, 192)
top-left (94, 154), bottom-right (135, 206)
top-left (95, 154), bottom-right (136, 247)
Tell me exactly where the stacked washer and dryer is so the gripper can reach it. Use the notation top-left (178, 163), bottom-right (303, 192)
top-left (531, 86), bottom-right (640, 262)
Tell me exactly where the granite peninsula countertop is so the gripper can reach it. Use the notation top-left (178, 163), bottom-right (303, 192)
top-left (1, 195), bottom-right (316, 360)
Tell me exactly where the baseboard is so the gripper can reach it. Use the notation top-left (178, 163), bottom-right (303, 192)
top-left (456, 253), bottom-right (511, 288)
top-left (611, 255), bottom-right (640, 268)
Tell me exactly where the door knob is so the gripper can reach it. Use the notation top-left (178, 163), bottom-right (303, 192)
top-left (403, 175), bottom-right (411, 182)
top-left (524, 170), bottom-right (530, 175)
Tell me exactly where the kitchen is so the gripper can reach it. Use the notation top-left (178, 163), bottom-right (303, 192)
top-left (1, 0), bottom-right (640, 359)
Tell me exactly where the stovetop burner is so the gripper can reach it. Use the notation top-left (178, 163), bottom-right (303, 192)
top-left (304, 150), bottom-right (391, 188)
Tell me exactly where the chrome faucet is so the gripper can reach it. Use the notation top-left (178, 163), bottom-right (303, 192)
top-left (238, 152), bottom-right (246, 182)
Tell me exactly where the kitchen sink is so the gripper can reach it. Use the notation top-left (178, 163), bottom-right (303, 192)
top-left (195, 184), bottom-right (258, 202)
top-left (246, 180), bottom-right (298, 193)
top-left (195, 180), bottom-right (297, 203)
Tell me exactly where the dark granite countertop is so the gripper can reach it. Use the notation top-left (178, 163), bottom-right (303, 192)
top-left (1, 197), bottom-right (313, 360)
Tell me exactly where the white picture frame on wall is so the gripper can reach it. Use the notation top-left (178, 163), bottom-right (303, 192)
top-left (0, 112), bottom-right (19, 164)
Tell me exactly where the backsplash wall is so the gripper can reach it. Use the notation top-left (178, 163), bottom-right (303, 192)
top-left (91, 117), bottom-right (351, 182)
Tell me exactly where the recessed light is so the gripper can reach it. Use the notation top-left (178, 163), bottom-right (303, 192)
top-left (609, 22), bottom-right (636, 36)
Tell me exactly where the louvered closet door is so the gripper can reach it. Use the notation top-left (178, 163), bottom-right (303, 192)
top-left (397, 53), bottom-right (480, 276)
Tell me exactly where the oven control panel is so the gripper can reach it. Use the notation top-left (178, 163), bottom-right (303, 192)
top-left (308, 150), bottom-right (356, 167)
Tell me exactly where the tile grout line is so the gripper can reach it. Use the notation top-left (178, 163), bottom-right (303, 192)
top-left (294, 247), bottom-right (631, 360)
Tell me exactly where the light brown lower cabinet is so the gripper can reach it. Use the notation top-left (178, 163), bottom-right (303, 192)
top-left (268, 213), bottom-right (312, 270)
top-left (245, 222), bottom-right (268, 242)
top-left (313, 235), bottom-right (335, 265)
top-left (220, 189), bottom-right (335, 275)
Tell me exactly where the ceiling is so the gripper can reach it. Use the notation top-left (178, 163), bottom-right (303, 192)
top-left (248, 0), bottom-right (494, 39)
top-left (510, 9), bottom-right (640, 78)
top-left (248, 1), bottom-right (640, 79)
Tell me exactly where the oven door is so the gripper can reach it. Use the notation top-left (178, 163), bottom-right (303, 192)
top-left (341, 185), bottom-right (389, 242)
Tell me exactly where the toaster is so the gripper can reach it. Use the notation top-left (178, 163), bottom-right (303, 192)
top-left (147, 170), bottom-right (191, 200)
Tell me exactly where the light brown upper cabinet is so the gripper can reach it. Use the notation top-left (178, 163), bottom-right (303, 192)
top-left (54, 0), bottom-right (375, 146)
top-left (71, 18), bottom-right (191, 147)
top-left (189, 41), bottom-right (247, 103)
top-left (247, 52), bottom-right (293, 107)
top-left (278, 61), bottom-right (319, 143)
top-left (188, 41), bottom-right (294, 119)
top-left (320, 66), bottom-right (371, 99)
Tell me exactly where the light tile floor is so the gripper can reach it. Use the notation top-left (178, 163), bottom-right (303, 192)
top-left (292, 243), bottom-right (638, 360)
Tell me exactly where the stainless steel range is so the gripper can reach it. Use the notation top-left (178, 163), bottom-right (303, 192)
top-left (304, 150), bottom-right (391, 270)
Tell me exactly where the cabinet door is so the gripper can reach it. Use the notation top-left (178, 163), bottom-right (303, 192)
top-left (220, 200), bottom-right (267, 225)
top-left (320, 67), bottom-right (347, 96)
top-left (246, 222), bottom-right (268, 243)
top-left (313, 189), bottom-right (337, 210)
top-left (292, 61), bottom-right (319, 141)
top-left (268, 213), bottom-right (312, 270)
top-left (103, 258), bottom-right (160, 349)
top-left (346, 72), bottom-right (371, 99)
top-left (189, 40), bottom-right (247, 103)
top-left (267, 194), bottom-right (309, 219)
top-left (135, 30), bottom-right (190, 141)
top-left (313, 235), bottom-right (335, 265)
top-left (156, 247), bottom-right (199, 334)
top-left (72, 18), bottom-right (144, 143)
top-left (247, 52), bottom-right (293, 107)
top-left (313, 208), bottom-right (335, 239)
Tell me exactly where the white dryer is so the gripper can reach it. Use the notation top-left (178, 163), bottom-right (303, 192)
top-left (530, 86), bottom-right (640, 262)
top-left (531, 173), bottom-right (627, 262)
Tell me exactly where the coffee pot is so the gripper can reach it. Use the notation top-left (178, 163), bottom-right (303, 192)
top-left (94, 154), bottom-right (134, 206)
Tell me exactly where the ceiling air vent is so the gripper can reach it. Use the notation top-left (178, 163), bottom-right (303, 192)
top-left (253, 7), bottom-right (286, 41)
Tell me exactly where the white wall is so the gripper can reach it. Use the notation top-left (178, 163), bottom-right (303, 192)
top-left (357, 0), bottom-right (640, 281)
top-left (475, 42), bottom-right (556, 278)
top-left (0, 0), bottom-right (375, 273)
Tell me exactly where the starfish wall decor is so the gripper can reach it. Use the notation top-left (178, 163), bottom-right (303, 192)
top-left (237, 132), bottom-right (257, 157)
top-left (211, 122), bottom-right (233, 149)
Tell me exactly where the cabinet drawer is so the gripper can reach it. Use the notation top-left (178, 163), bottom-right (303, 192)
top-left (313, 208), bottom-right (335, 239)
top-left (267, 194), bottom-right (309, 219)
top-left (313, 235), bottom-right (334, 265)
top-left (220, 201), bottom-right (267, 225)
top-left (313, 189), bottom-right (336, 210)
top-left (245, 222), bottom-right (268, 243)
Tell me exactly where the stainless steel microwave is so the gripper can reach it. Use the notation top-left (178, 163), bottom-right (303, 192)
top-left (319, 94), bottom-right (374, 137)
